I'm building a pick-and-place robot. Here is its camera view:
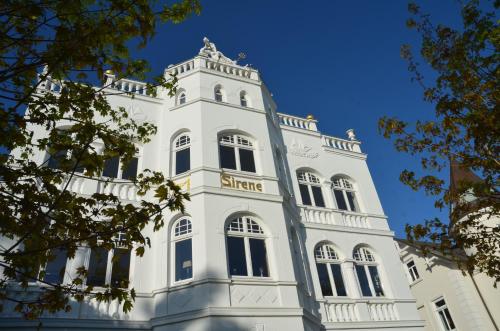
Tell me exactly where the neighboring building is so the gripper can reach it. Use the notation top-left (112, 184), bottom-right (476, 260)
top-left (396, 240), bottom-right (500, 331)
top-left (0, 38), bottom-right (424, 330)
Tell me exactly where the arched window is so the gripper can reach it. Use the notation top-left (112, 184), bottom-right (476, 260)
top-left (353, 246), bottom-right (384, 297)
top-left (226, 216), bottom-right (269, 277)
top-left (332, 176), bottom-right (359, 212)
top-left (179, 92), bottom-right (186, 105)
top-left (297, 171), bottom-right (325, 207)
top-left (172, 218), bottom-right (193, 282)
top-left (47, 129), bottom-right (85, 174)
top-left (314, 243), bottom-right (347, 297)
top-left (240, 91), bottom-right (248, 107)
top-left (219, 134), bottom-right (256, 173)
top-left (173, 133), bottom-right (191, 175)
top-left (214, 85), bottom-right (223, 102)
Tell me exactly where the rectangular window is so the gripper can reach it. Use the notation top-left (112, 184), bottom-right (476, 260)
top-left (355, 265), bottom-right (372, 296)
top-left (175, 148), bottom-right (190, 175)
top-left (220, 145), bottom-right (236, 170)
top-left (47, 149), bottom-right (67, 170)
top-left (249, 238), bottom-right (269, 277)
top-left (43, 248), bottom-right (68, 284)
top-left (434, 298), bottom-right (456, 330)
top-left (102, 156), bottom-right (119, 178)
top-left (299, 184), bottom-right (312, 205)
top-left (407, 260), bottom-right (420, 282)
top-left (227, 236), bottom-right (247, 276)
top-left (121, 157), bottom-right (138, 180)
top-left (346, 191), bottom-right (358, 212)
top-left (330, 264), bottom-right (347, 296)
top-left (334, 190), bottom-right (348, 210)
top-left (87, 247), bottom-right (108, 287)
top-left (239, 148), bottom-right (256, 173)
top-left (368, 265), bottom-right (384, 296)
top-left (175, 239), bottom-right (192, 281)
top-left (311, 186), bottom-right (325, 207)
top-left (316, 263), bottom-right (333, 296)
top-left (110, 248), bottom-right (130, 288)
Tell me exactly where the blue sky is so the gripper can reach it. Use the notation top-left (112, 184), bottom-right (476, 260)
top-left (134, 0), bottom-right (464, 237)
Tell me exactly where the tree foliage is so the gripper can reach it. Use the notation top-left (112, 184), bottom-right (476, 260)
top-left (379, 0), bottom-right (499, 283)
top-left (0, 0), bottom-right (200, 318)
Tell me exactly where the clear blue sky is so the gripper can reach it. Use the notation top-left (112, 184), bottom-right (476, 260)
top-left (134, 0), bottom-right (464, 237)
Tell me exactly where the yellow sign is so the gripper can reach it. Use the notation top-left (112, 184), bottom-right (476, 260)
top-left (174, 177), bottom-right (191, 192)
top-left (221, 174), bottom-right (263, 193)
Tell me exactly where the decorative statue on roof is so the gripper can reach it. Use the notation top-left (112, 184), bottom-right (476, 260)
top-left (199, 37), bottom-right (235, 64)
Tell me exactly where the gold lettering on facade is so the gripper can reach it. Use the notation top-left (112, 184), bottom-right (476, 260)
top-left (221, 174), bottom-right (263, 193)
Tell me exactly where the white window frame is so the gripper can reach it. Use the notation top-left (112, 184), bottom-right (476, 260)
top-left (406, 259), bottom-right (420, 283)
top-left (240, 91), bottom-right (249, 107)
top-left (226, 216), bottom-right (270, 278)
top-left (353, 247), bottom-right (384, 297)
top-left (297, 171), bottom-right (324, 207)
top-left (214, 86), bottom-right (224, 102)
top-left (219, 134), bottom-right (256, 173)
top-left (331, 176), bottom-right (359, 212)
top-left (433, 297), bottom-right (457, 331)
top-left (178, 91), bottom-right (186, 105)
top-left (171, 218), bottom-right (193, 284)
top-left (172, 133), bottom-right (191, 176)
top-left (85, 232), bottom-right (132, 288)
top-left (315, 244), bottom-right (347, 297)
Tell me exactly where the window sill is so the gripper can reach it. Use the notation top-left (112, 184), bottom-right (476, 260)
top-left (171, 279), bottom-right (194, 289)
top-left (229, 276), bottom-right (273, 284)
top-left (409, 278), bottom-right (423, 287)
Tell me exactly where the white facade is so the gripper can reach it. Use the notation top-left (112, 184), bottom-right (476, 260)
top-left (0, 39), bottom-right (424, 331)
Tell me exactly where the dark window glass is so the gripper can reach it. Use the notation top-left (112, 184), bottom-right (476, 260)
top-left (240, 97), bottom-right (247, 107)
top-left (175, 239), bottom-right (192, 281)
top-left (330, 264), bottom-right (347, 296)
top-left (346, 191), bottom-right (358, 212)
top-left (227, 236), bottom-right (247, 276)
top-left (239, 148), bottom-right (256, 173)
top-left (311, 186), bottom-right (325, 207)
top-left (121, 157), bottom-right (138, 180)
top-left (220, 145), bottom-right (236, 170)
top-left (249, 239), bottom-right (269, 277)
top-left (43, 248), bottom-right (68, 284)
top-left (316, 263), bottom-right (333, 296)
top-left (103, 156), bottom-right (119, 178)
top-left (299, 184), bottom-right (312, 205)
top-left (356, 265), bottom-right (372, 296)
top-left (334, 189), bottom-right (348, 210)
top-left (368, 265), bottom-right (384, 296)
top-left (87, 247), bottom-right (108, 287)
top-left (48, 149), bottom-right (67, 170)
top-left (444, 309), bottom-right (456, 329)
top-left (215, 90), bottom-right (223, 102)
top-left (111, 248), bottom-right (130, 288)
top-left (175, 148), bottom-right (190, 175)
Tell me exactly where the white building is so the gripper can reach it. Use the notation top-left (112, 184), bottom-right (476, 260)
top-left (397, 239), bottom-right (500, 331)
top-left (0, 38), bottom-right (424, 331)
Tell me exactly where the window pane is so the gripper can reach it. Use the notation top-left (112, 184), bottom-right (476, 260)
top-left (334, 189), bottom-right (348, 210)
top-left (444, 308), bottom-right (456, 329)
top-left (111, 248), bottom-right (130, 288)
top-left (311, 186), bottom-right (325, 207)
top-left (103, 156), bottom-right (119, 178)
top-left (87, 247), bottom-right (108, 287)
top-left (48, 149), bottom-right (67, 170)
top-left (346, 191), bottom-right (358, 212)
top-left (43, 248), bottom-right (67, 284)
top-left (239, 149), bottom-right (256, 173)
top-left (220, 145), bottom-right (236, 170)
top-left (299, 184), bottom-right (312, 205)
top-left (356, 265), bottom-right (372, 296)
top-left (438, 311), bottom-right (451, 330)
top-left (175, 148), bottom-right (190, 175)
top-left (121, 157), bottom-right (138, 180)
top-left (330, 264), bottom-right (347, 296)
top-left (249, 239), bottom-right (269, 277)
top-left (368, 265), bottom-right (384, 296)
top-left (227, 236), bottom-right (247, 276)
top-left (175, 239), bottom-right (193, 281)
top-left (316, 263), bottom-right (333, 296)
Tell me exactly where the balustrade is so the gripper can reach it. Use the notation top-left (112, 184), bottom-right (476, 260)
top-left (98, 181), bottom-right (139, 201)
top-left (278, 113), bottom-right (318, 131)
top-left (299, 206), bottom-right (371, 229)
top-left (323, 135), bottom-right (361, 153)
top-left (368, 302), bottom-right (398, 321)
top-left (324, 302), bottom-right (359, 322)
top-left (110, 78), bottom-right (151, 97)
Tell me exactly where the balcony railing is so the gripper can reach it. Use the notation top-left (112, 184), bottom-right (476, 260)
top-left (324, 302), bottom-right (359, 322)
top-left (368, 302), bottom-right (399, 321)
top-left (299, 205), bottom-right (370, 229)
top-left (278, 113), bottom-right (318, 132)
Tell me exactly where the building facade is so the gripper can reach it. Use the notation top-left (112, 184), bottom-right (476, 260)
top-left (397, 239), bottom-right (500, 331)
top-left (0, 39), bottom-right (424, 331)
